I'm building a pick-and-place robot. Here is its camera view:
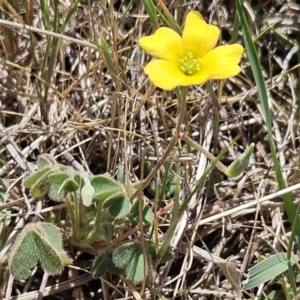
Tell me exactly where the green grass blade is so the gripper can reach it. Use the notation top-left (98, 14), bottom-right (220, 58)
top-left (230, 12), bottom-right (240, 43)
top-left (59, 0), bottom-right (80, 33)
top-left (243, 252), bottom-right (300, 290)
top-left (141, 0), bottom-right (158, 29)
top-left (40, 0), bottom-right (50, 30)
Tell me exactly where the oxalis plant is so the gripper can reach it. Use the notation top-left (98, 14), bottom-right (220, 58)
top-left (7, 9), bottom-right (256, 286)
top-left (8, 154), bottom-right (173, 282)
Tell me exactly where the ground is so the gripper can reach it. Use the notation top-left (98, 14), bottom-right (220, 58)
top-left (0, 0), bottom-right (300, 299)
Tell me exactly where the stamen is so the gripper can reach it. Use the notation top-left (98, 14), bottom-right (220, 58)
top-left (179, 52), bottom-right (201, 75)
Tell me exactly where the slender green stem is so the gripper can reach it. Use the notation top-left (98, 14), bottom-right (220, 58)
top-left (156, 86), bottom-right (187, 261)
top-left (175, 86), bottom-right (187, 132)
top-left (281, 278), bottom-right (291, 300)
top-left (175, 86), bottom-right (193, 180)
top-left (92, 199), bottom-right (105, 239)
top-left (78, 193), bottom-right (83, 229)
top-left (130, 86), bottom-right (187, 201)
top-left (205, 81), bottom-right (220, 149)
top-left (138, 150), bottom-right (146, 294)
top-left (205, 82), bottom-right (219, 110)
top-left (65, 197), bottom-right (76, 238)
top-left (73, 192), bottom-right (80, 239)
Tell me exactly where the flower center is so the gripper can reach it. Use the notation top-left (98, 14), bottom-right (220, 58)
top-left (179, 52), bottom-right (201, 75)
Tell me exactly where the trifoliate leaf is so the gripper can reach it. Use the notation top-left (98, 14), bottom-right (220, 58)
top-left (103, 192), bottom-right (130, 219)
top-left (48, 182), bottom-right (66, 201)
top-left (91, 175), bottom-right (123, 201)
top-left (92, 251), bottom-right (123, 278)
top-left (37, 154), bottom-right (57, 169)
top-left (8, 222), bottom-right (72, 280)
top-left (24, 166), bottom-right (52, 188)
top-left (113, 242), bottom-right (147, 282)
top-left (48, 171), bottom-right (69, 184)
top-left (129, 199), bottom-right (154, 226)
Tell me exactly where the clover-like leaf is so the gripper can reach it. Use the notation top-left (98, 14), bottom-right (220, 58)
top-left (129, 199), bottom-right (154, 226)
top-left (8, 222), bottom-right (72, 280)
top-left (37, 154), bottom-right (57, 169)
top-left (8, 230), bottom-right (38, 279)
top-left (113, 242), bottom-right (147, 282)
top-left (37, 222), bottom-right (65, 251)
top-left (99, 223), bottom-right (114, 241)
top-left (91, 175), bottom-right (123, 201)
top-left (35, 224), bottom-right (72, 274)
top-left (58, 178), bottom-right (79, 194)
top-left (30, 175), bottom-right (51, 198)
top-left (48, 182), bottom-right (66, 201)
top-left (103, 192), bottom-right (130, 219)
top-left (91, 251), bottom-right (123, 278)
top-left (74, 173), bottom-right (82, 186)
top-left (48, 171), bottom-right (69, 185)
top-left (24, 166), bottom-right (52, 188)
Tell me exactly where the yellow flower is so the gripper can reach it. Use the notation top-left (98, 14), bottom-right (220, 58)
top-left (139, 11), bottom-right (243, 91)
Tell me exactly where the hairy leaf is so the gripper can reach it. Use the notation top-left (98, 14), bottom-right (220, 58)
top-left (37, 154), bottom-right (57, 169)
top-left (8, 223), bottom-right (72, 280)
top-left (129, 199), bottom-right (154, 226)
top-left (103, 192), bottom-right (130, 219)
top-left (92, 251), bottom-right (122, 278)
top-left (99, 223), bottom-right (114, 241)
top-left (30, 176), bottom-right (51, 198)
top-left (113, 242), bottom-right (147, 282)
top-left (48, 171), bottom-right (69, 184)
top-left (91, 175), bottom-right (123, 200)
top-left (48, 182), bottom-right (66, 201)
top-left (58, 178), bottom-right (79, 193)
top-left (24, 166), bottom-right (52, 188)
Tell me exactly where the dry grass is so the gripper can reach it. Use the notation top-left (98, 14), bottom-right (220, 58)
top-left (0, 0), bottom-right (300, 299)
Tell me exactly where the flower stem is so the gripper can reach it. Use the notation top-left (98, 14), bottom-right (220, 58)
top-left (65, 196), bottom-right (76, 240)
top-left (91, 199), bottom-right (104, 239)
top-left (73, 192), bottom-right (80, 238)
top-left (205, 81), bottom-right (220, 148)
top-left (175, 86), bottom-right (187, 132)
top-left (129, 87), bottom-right (188, 201)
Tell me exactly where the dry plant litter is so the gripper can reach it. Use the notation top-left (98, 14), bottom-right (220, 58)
top-left (0, 0), bottom-right (300, 299)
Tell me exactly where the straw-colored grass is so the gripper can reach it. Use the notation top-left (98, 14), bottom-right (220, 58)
top-left (0, 0), bottom-right (299, 299)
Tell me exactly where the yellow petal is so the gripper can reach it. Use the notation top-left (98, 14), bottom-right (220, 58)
top-left (143, 60), bottom-right (185, 90)
top-left (178, 72), bottom-right (211, 86)
top-left (139, 28), bottom-right (183, 64)
top-left (199, 44), bottom-right (244, 79)
top-left (144, 59), bottom-right (212, 89)
top-left (182, 11), bottom-right (220, 58)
